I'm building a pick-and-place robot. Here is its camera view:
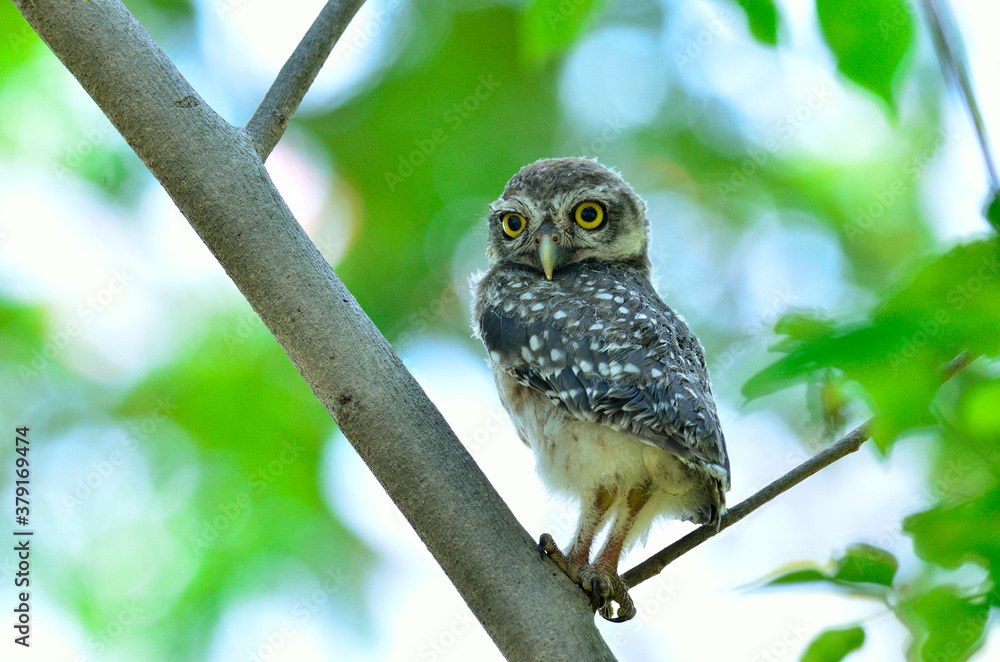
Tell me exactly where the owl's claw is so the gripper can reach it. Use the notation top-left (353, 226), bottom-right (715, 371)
top-left (580, 565), bottom-right (635, 622)
top-left (539, 533), bottom-right (636, 623)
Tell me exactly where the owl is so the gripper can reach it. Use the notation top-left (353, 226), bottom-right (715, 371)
top-left (471, 158), bottom-right (730, 622)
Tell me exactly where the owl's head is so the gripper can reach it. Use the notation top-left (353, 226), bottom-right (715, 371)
top-left (485, 158), bottom-right (650, 279)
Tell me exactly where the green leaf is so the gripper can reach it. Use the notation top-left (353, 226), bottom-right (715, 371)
top-left (744, 238), bottom-right (1000, 450)
top-left (899, 586), bottom-right (989, 662)
top-left (733, 0), bottom-right (780, 45)
top-left (0, 298), bottom-right (47, 356)
top-left (766, 544), bottom-right (897, 594)
top-left (833, 544), bottom-right (897, 587)
top-left (904, 485), bottom-right (1000, 581)
top-left (520, 0), bottom-right (608, 62)
top-left (801, 626), bottom-right (865, 662)
top-left (774, 311), bottom-right (838, 344)
top-left (769, 568), bottom-right (830, 586)
top-left (957, 378), bottom-right (1000, 440)
top-left (816, 0), bottom-right (914, 108)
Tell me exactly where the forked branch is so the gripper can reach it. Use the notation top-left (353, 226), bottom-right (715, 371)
top-left (14, 1), bottom-right (616, 659)
top-left (246, 0), bottom-right (366, 159)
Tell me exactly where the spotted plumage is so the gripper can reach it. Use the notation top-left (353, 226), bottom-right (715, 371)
top-left (471, 158), bottom-right (729, 621)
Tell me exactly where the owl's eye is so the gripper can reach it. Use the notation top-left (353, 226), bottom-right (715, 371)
top-left (574, 202), bottom-right (605, 230)
top-left (502, 212), bottom-right (526, 238)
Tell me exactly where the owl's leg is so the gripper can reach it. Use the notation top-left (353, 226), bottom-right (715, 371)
top-left (585, 481), bottom-right (653, 622)
top-left (539, 485), bottom-right (616, 585)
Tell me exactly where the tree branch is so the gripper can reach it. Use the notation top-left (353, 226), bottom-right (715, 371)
top-left (918, 0), bottom-right (999, 191)
top-left (623, 351), bottom-right (976, 588)
top-left (15, 1), bottom-right (615, 659)
top-left (245, 0), bottom-right (366, 159)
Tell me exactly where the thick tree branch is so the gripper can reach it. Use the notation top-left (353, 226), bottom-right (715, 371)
top-left (246, 0), bottom-right (366, 159)
top-left (623, 351), bottom-right (976, 588)
top-left (15, 2), bottom-right (615, 659)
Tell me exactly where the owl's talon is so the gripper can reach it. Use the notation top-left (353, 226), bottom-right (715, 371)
top-left (538, 533), bottom-right (556, 558)
top-left (584, 572), bottom-right (610, 611)
top-left (603, 575), bottom-right (636, 622)
top-left (537, 534), bottom-right (637, 622)
top-left (588, 578), bottom-right (603, 611)
top-left (579, 566), bottom-right (636, 622)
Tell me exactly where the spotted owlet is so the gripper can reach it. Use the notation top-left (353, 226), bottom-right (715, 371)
top-left (471, 158), bottom-right (730, 622)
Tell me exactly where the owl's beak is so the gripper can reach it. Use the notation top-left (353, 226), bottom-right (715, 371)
top-left (536, 234), bottom-right (560, 280)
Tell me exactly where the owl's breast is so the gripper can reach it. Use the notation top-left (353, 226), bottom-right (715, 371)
top-left (494, 370), bottom-right (707, 517)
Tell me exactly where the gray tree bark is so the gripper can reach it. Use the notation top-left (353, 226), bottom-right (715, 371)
top-left (13, 1), bottom-right (617, 660)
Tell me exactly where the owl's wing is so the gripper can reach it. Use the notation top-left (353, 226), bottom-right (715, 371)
top-left (478, 276), bottom-right (729, 483)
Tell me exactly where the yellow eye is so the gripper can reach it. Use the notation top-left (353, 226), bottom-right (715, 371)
top-left (574, 202), bottom-right (605, 230)
top-left (502, 212), bottom-right (526, 238)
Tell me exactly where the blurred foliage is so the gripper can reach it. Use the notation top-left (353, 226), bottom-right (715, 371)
top-left (766, 545), bottom-right (990, 660)
top-left (800, 625), bottom-right (865, 662)
top-left (986, 191), bottom-right (1000, 233)
top-left (767, 543), bottom-right (898, 593)
top-left (109, 314), bottom-right (369, 656)
top-left (4, 0), bottom-right (1000, 659)
top-left (128, 0), bottom-right (197, 35)
top-left (899, 587), bottom-right (990, 662)
top-left (745, 238), bottom-right (1000, 448)
top-left (732, 0), bottom-right (779, 45)
top-left (305, 5), bottom-right (564, 332)
top-left (521, 0), bottom-right (609, 61)
top-left (0, 297), bottom-right (48, 365)
top-left (0, 2), bottom-right (41, 83)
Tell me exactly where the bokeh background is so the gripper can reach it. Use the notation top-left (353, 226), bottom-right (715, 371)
top-left (2, 0), bottom-right (1000, 659)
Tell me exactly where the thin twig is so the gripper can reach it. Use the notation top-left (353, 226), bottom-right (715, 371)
top-left (623, 351), bottom-right (976, 588)
top-left (245, 0), bottom-right (366, 159)
top-left (919, 0), bottom-right (1000, 191)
